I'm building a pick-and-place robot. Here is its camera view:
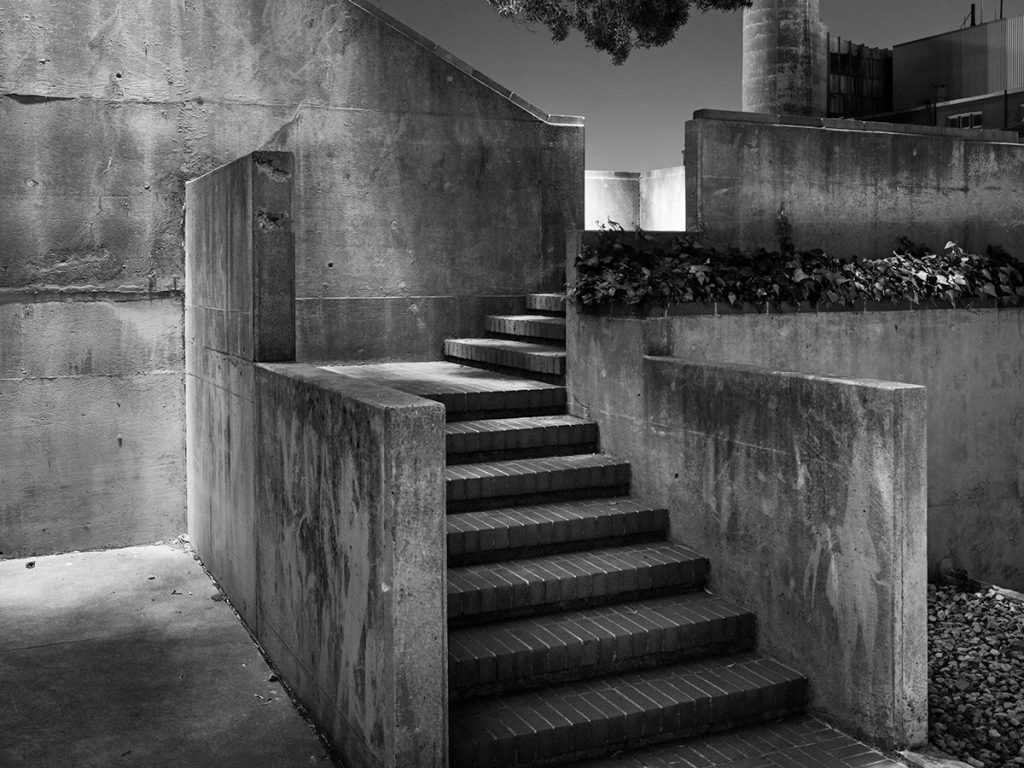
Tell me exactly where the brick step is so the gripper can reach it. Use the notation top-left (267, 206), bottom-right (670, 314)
top-left (449, 593), bottom-right (756, 700)
top-left (320, 361), bottom-right (567, 421)
top-left (526, 293), bottom-right (566, 316)
top-left (486, 315), bottom-right (567, 344)
top-left (449, 653), bottom-right (807, 768)
top-left (446, 415), bottom-right (598, 465)
top-left (447, 498), bottom-right (667, 566)
top-left (447, 543), bottom-right (708, 626)
top-left (445, 338), bottom-right (566, 383)
top-left (446, 454), bottom-right (630, 513)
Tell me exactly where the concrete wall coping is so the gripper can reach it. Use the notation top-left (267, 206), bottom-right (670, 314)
top-left (260, 362), bottom-right (447, 415)
top-left (577, 298), bottom-right (1021, 318)
top-left (691, 108), bottom-right (1021, 143)
top-left (586, 167), bottom-right (686, 179)
top-left (348, 0), bottom-right (584, 126)
top-left (585, 170), bottom-right (642, 180)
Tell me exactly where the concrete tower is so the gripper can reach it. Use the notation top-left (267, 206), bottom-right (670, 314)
top-left (742, 0), bottom-right (828, 116)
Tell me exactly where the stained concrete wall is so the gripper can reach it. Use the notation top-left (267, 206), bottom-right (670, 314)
top-left (186, 152), bottom-right (446, 768)
top-left (184, 151), bottom-right (295, 626)
top-left (1, 0), bottom-right (582, 557)
top-left (567, 310), bottom-right (929, 747)
top-left (659, 307), bottom-right (1024, 592)
top-left (685, 110), bottom-right (1024, 256)
top-left (585, 167), bottom-right (687, 231)
top-left (0, 297), bottom-right (184, 557)
top-left (256, 364), bottom-right (446, 768)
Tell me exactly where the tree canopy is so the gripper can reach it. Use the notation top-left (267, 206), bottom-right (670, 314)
top-left (487, 0), bottom-right (752, 64)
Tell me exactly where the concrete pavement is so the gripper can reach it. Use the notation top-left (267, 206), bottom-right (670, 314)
top-left (0, 543), bottom-right (334, 768)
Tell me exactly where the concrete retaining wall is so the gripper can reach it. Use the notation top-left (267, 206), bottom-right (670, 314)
top-left (585, 168), bottom-right (687, 231)
top-left (255, 364), bottom-right (445, 768)
top-left (186, 151), bottom-right (446, 767)
top-left (568, 310), bottom-right (929, 747)
top-left (0, 297), bottom-right (185, 557)
top-left (1, 0), bottom-right (582, 557)
top-left (684, 110), bottom-right (1024, 256)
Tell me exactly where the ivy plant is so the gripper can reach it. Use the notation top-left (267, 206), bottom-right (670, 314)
top-left (570, 224), bottom-right (1024, 311)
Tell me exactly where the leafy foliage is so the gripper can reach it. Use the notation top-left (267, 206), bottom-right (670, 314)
top-left (487, 0), bottom-right (751, 64)
top-left (570, 224), bottom-right (1024, 310)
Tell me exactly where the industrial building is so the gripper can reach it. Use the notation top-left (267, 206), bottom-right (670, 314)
top-left (743, 0), bottom-right (1024, 134)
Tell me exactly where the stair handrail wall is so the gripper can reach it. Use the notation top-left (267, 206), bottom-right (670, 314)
top-left (185, 151), bottom-right (448, 768)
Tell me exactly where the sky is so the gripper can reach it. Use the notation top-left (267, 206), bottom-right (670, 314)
top-left (369, 0), bottom-right (1024, 170)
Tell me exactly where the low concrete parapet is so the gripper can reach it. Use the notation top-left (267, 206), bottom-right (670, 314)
top-left (568, 310), bottom-right (929, 748)
top-left (255, 363), bottom-right (446, 768)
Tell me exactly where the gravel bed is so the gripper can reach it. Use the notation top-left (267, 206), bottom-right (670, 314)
top-left (929, 584), bottom-right (1024, 767)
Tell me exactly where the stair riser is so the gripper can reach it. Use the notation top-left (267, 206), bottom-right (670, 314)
top-left (448, 442), bottom-right (601, 465)
top-left (434, 390), bottom-right (567, 422)
top-left (485, 319), bottom-right (566, 343)
top-left (447, 464), bottom-right (630, 507)
top-left (450, 675), bottom-right (806, 768)
top-left (450, 634), bottom-right (756, 701)
top-left (448, 559), bottom-right (709, 626)
top-left (524, 294), bottom-right (566, 315)
top-left (448, 530), bottom-right (665, 567)
top-left (448, 485), bottom-right (631, 514)
top-left (486, 332), bottom-right (566, 346)
top-left (446, 422), bottom-right (599, 465)
top-left (444, 355), bottom-right (565, 385)
top-left (447, 504), bottom-right (668, 566)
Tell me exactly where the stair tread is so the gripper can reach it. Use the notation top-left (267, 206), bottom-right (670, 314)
top-left (487, 315), bottom-right (567, 326)
top-left (447, 338), bottom-right (566, 356)
top-left (448, 497), bottom-right (664, 533)
top-left (446, 415), bottom-right (594, 436)
top-left (449, 593), bottom-right (755, 690)
top-left (445, 454), bottom-right (626, 481)
top-left (450, 653), bottom-right (805, 767)
top-left (447, 543), bottom-right (708, 620)
top-left (320, 361), bottom-right (567, 418)
top-left (321, 360), bottom-right (563, 396)
top-left (447, 498), bottom-right (665, 557)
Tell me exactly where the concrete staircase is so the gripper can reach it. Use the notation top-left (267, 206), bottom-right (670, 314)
top-left (441, 294), bottom-right (807, 768)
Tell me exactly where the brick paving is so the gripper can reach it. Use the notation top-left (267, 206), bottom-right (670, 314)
top-left (569, 714), bottom-right (902, 768)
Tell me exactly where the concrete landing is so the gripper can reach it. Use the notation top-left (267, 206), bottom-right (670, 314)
top-left (321, 360), bottom-right (563, 397)
top-left (0, 544), bottom-right (332, 768)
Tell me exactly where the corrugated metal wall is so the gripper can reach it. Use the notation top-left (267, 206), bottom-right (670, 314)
top-left (1007, 16), bottom-right (1024, 90)
top-left (893, 17), bottom-right (1024, 111)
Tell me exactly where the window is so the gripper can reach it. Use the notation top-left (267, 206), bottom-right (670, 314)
top-left (945, 112), bottom-right (983, 129)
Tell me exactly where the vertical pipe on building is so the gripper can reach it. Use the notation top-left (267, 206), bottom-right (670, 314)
top-left (742, 0), bottom-right (828, 116)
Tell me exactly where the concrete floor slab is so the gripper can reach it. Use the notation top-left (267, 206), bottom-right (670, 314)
top-left (0, 544), bottom-right (333, 768)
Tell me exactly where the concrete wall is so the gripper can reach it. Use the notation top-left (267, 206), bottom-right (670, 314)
top-left (1, 0), bottom-right (582, 557)
top-left (685, 110), bottom-right (1024, 256)
top-left (256, 364), bottom-right (445, 768)
top-left (585, 167), bottom-right (686, 231)
top-left (660, 306), bottom-right (1024, 592)
top-left (567, 311), bottom-right (929, 747)
top-left (186, 152), bottom-right (447, 768)
top-left (184, 151), bottom-right (295, 626)
top-left (0, 296), bottom-right (184, 557)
